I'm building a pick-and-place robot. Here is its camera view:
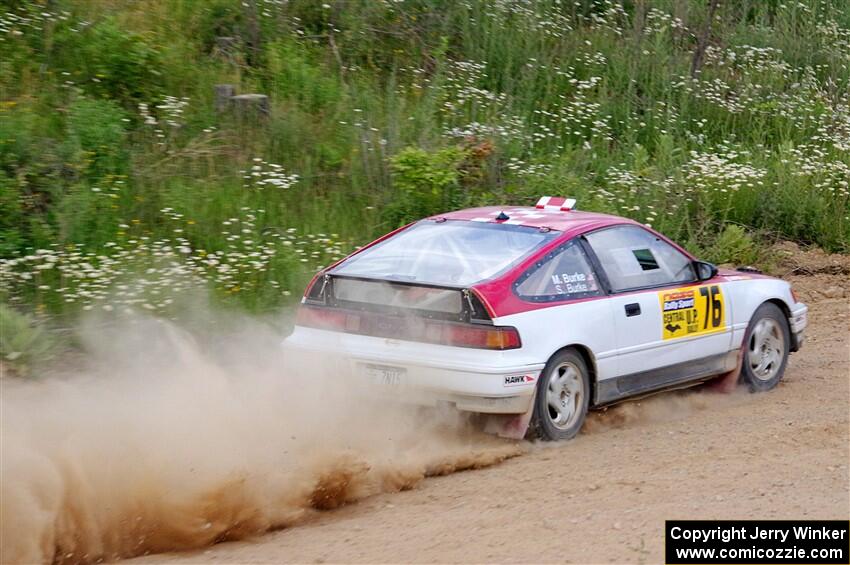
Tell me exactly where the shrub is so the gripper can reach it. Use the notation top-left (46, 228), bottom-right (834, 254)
top-left (52, 18), bottom-right (163, 106)
top-left (0, 304), bottom-right (57, 377)
top-left (386, 146), bottom-right (469, 227)
top-left (701, 224), bottom-right (760, 266)
top-left (66, 98), bottom-right (129, 179)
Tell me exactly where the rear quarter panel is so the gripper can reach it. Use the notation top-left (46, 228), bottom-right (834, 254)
top-left (494, 298), bottom-right (619, 381)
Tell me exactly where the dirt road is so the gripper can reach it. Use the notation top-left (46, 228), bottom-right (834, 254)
top-left (137, 273), bottom-right (849, 564)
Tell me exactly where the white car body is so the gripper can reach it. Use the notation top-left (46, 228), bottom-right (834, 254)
top-left (284, 201), bottom-right (808, 432)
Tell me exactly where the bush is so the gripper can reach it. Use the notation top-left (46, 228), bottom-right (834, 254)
top-left (52, 18), bottom-right (163, 106)
top-left (386, 146), bottom-right (470, 227)
top-left (66, 98), bottom-right (129, 179)
top-left (0, 304), bottom-right (57, 377)
top-left (700, 225), bottom-right (761, 266)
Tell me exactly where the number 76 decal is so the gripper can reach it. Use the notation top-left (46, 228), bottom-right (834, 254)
top-left (659, 284), bottom-right (726, 340)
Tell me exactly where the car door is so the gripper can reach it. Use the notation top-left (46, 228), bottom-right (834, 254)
top-left (583, 225), bottom-right (733, 398)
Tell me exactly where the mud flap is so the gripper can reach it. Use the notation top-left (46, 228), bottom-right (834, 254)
top-left (482, 391), bottom-right (536, 439)
top-left (708, 345), bottom-right (744, 393)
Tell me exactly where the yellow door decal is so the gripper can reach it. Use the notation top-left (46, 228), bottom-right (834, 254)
top-left (659, 284), bottom-right (726, 340)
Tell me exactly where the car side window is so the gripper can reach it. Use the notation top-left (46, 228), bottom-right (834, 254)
top-left (584, 225), bottom-right (695, 291)
top-left (514, 241), bottom-right (601, 302)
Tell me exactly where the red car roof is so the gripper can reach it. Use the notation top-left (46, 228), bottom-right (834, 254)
top-left (429, 206), bottom-right (632, 236)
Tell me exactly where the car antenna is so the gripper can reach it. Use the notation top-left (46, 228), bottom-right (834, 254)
top-left (495, 211), bottom-right (510, 221)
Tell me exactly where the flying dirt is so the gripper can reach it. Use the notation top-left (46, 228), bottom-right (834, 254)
top-left (0, 314), bottom-right (522, 564)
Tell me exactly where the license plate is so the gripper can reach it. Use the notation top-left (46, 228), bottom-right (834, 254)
top-left (363, 363), bottom-right (405, 386)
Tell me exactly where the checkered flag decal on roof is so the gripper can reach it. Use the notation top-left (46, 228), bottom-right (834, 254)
top-left (535, 196), bottom-right (576, 211)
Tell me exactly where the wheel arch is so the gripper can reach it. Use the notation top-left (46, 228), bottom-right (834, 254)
top-left (762, 298), bottom-right (797, 350)
top-left (547, 343), bottom-right (598, 407)
top-left (765, 297), bottom-right (791, 321)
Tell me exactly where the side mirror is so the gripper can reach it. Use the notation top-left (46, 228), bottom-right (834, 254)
top-left (693, 260), bottom-right (718, 281)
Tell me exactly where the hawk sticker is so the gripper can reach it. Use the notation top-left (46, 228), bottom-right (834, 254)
top-left (659, 284), bottom-right (726, 340)
top-left (504, 374), bottom-right (536, 387)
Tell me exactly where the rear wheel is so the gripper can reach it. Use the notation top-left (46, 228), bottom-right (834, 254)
top-left (740, 303), bottom-right (790, 392)
top-left (528, 349), bottom-right (590, 441)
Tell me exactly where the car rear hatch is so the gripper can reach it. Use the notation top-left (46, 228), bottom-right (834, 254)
top-left (297, 274), bottom-right (521, 350)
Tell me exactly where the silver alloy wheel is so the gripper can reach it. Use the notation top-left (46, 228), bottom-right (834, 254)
top-left (546, 361), bottom-right (584, 430)
top-left (748, 318), bottom-right (785, 381)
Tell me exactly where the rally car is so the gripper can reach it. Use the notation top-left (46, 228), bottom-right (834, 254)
top-left (284, 197), bottom-right (808, 441)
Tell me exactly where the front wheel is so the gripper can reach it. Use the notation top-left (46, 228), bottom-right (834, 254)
top-left (527, 349), bottom-right (590, 441)
top-left (740, 302), bottom-right (790, 392)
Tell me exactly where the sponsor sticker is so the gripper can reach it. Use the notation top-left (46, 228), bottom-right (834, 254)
top-left (504, 374), bottom-right (536, 387)
top-left (659, 284), bottom-right (726, 340)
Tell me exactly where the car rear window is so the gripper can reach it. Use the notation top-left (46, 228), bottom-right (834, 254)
top-left (514, 241), bottom-right (601, 301)
top-left (332, 220), bottom-right (557, 286)
top-left (333, 277), bottom-right (463, 313)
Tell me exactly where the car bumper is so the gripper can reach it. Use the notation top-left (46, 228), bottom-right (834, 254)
top-left (282, 326), bottom-right (543, 414)
top-left (789, 304), bottom-right (808, 352)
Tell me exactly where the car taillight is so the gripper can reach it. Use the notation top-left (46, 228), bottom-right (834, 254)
top-left (436, 323), bottom-right (522, 350)
top-left (296, 306), bottom-right (360, 331)
top-left (296, 306), bottom-right (521, 350)
top-left (790, 287), bottom-right (799, 303)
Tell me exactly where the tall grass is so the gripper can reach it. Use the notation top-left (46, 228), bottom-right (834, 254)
top-left (1, 0), bottom-right (848, 319)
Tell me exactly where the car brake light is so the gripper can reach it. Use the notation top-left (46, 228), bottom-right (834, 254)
top-left (790, 287), bottom-right (799, 303)
top-left (296, 306), bottom-right (521, 350)
top-left (296, 305), bottom-right (358, 331)
top-left (437, 324), bottom-right (522, 350)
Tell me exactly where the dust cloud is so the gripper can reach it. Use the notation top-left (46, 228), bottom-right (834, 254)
top-left (0, 313), bottom-right (523, 564)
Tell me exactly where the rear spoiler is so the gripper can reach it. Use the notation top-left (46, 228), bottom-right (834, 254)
top-left (304, 274), bottom-right (492, 324)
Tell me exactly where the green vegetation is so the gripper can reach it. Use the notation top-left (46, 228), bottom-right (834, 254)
top-left (1, 0), bottom-right (848, 323)
top-left (0, 304), bottom-right (57, 375)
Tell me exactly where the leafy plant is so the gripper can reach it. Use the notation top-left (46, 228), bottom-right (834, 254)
top-left (66, 97), bottom-right (129, 179)
top-left (52, 18), bottom-right (164, 105)
top-left (699, 224), bottom-right (761, 266)
top-left (0, 304), bottom-right (57, 377)
top-left (386, 146), bottom-right (470, 227)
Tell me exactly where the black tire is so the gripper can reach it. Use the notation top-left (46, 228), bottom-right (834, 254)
top-left (527, 348), bottom-right (590, 441)
top-left (740, 302), bottom-right (791, 392)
